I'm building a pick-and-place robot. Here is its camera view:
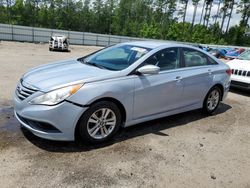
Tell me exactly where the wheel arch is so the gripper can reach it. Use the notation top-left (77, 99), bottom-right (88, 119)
top-left (205, 83), bottom-right (224, 103)
top-left (74, 97), bottom-right (127, 140)
top-left (212, 83), bottom-right (224, 101)
top-left (87, 97), bottom-right (127, 123)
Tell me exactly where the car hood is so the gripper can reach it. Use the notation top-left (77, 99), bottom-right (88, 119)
top-left (227, 59), bottom-right (250, 70)
top-left (22, 59), bottom-right (119, 92)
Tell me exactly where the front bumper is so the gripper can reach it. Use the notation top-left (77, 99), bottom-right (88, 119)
top-left (49, 42), bottom-right (68, 50)
top-left (231, 80), bottom-right (250, 90)
top-left (230, 75), bottom-right (250, 90)
top-left (13, 94), bottom-right (87, 141)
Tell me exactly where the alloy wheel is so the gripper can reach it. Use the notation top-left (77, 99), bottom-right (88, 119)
top-left (87, 108), bottom-right (117, 139)
top-left (207, 89), bottom-right (220, 111)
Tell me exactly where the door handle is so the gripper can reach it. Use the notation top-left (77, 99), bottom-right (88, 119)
top-left (174, 76), bottom-right (182, 82)
top-left (208, 69), bottom-right (212, 75)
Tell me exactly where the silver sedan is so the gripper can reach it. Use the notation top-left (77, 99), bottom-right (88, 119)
top-left (13, 41), bottom-right (231, 143)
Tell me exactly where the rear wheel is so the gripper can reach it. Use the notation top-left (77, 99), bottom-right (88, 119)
top-left (77, 101), bottom-right (121, 144)
top-left (203, 86), bottom-right (221, 114)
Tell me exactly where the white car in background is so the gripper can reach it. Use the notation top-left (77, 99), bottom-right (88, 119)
top-left (49, 34), bottom-right (69, 51)
top-left (227, 50), bottom-right (250, 90)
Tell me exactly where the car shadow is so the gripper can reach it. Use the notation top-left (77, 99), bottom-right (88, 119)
top-left (229, 88), bottom-right (250, 97)
top-left (50, 49), bottom-right (71, 53)
top-left (22, 103), bottom-right (232, 153)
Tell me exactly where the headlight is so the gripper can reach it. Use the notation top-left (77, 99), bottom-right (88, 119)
top-left (29, 84), bottom-right (82, 105)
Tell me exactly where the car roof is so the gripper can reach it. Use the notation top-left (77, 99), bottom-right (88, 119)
top-left (123, 40), bottom-right (223, 65)
top-left (123, 41), bottom-right (193, 49)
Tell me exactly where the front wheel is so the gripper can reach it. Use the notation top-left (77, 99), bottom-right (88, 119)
top-left (203, 86), bottom-right (222, 114)
top-left (77, 101), bottom-right (122, 144)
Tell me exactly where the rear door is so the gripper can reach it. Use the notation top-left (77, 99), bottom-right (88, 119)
top-left (180, 48), bottom-right (216, 107)
top-left (133, 47), bottom-right (185, 119)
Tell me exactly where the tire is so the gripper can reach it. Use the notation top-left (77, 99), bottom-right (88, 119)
top-left (20, 123), bottom-right (24, 128)
top-left (203, 86), bottom-right (222, 115)
top-left (77, 101), bottom-right (122, 144)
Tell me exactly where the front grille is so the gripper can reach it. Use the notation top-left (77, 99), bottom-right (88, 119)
top-left (232, 69), bottom-right (250, 77)
top-left (16, 81), bottom-right (38, 100)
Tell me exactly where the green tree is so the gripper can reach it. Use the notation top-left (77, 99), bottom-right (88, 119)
top-left (178, 0), bottom-right (188, 24)
top-left (213, 0), bottom-right (221, 25)
top-left (220, 0), bottom-right (230, 32)
top-left (203, 0), bottom-right (213, 27)
top-left (237, 0), bottom-right (250, 26)
top-left (199, 0), bottom-right (206, 24)
top-left (191, 0), bottom-right (200, 31)
top-left (0, 0), bottom-right (249, 46)
top-left (225, 0), bottom-right (235, 33)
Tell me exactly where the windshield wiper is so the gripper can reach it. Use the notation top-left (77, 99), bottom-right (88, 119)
top-left (77, 57), bottom-right (88, 64)
top-left (85, 61), bottom-right (108, 70)
top-left (78, 58), bottom-right (116, 71)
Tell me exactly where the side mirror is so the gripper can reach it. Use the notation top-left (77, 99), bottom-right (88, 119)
top-left (136, 65), bottom-right (160, 75)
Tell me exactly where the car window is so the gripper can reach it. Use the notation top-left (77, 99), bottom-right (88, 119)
top-left (239, 50), bottom-right (250, 60)
top-left (183, 48), bottom-right (210, 67)
top-left (208, 57), bottom-right (218, 65)
top-left (144, 48), bottom-right (180, 71)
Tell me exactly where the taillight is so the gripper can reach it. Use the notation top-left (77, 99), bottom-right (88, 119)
top-left (226, 69), bottom-right (232, 75)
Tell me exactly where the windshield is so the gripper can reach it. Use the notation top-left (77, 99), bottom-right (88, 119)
top-left (81, 44), bottom-right (151, 71)
top-left (238, 50), bottom-right (250, 60)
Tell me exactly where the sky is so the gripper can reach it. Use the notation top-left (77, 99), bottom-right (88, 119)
top-left (176, 0), bottom-right (246, 31)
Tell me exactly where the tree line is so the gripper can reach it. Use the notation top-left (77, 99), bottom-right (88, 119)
top-left (0, 0), bottom-right (250, 46)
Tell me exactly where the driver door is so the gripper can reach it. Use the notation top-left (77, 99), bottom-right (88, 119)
top-left (133, 47), bottom-right (185, 120)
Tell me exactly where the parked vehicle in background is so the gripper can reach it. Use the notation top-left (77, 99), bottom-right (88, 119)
top-left (225, 48), bottom-right (245, 60)
top-left (201, 46), bottom-right (211, 52)
top-left (209, 48), bottom-right (227, 58)
top-left (49, 35), bottom-right (69, 51)
top-left (13, 41), bottom-right (231, 144)
top-left (192, 44), bottom-right (205, 50)
top-left (227, 50), bottom-right (250, 90)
